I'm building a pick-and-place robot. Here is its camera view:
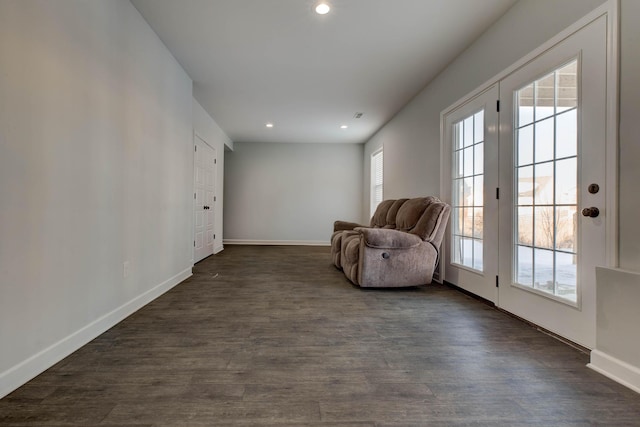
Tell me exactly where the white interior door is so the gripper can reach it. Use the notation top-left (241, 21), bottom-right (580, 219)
top-left (194, 135), bottom-right (216, 263)
top-left (442, 85), bottom-right (499, 302)
top-left (498, 16), bottom-right (607, 348)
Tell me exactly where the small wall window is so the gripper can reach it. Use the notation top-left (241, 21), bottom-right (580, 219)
top-left (371, 148), bottom-right (383, 216)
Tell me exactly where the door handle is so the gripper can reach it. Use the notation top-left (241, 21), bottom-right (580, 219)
top-left (581, 207), bottom-right (599, 218)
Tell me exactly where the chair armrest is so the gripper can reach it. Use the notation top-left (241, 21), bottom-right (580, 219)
top-left (357, 228), bottom-right (422, 249)
top-left (334, 220), bottom-right (366, 232)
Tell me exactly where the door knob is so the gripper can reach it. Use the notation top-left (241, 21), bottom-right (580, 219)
top-left (581, 207), bottom-right (599, 218)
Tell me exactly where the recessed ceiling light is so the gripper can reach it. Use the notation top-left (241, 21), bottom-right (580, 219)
top-left (340, 125), bottom-right (348, 129)
top-left (266, 123), bottom-right (274, 128)
top-left (315, 3), bottom-right (330, 15)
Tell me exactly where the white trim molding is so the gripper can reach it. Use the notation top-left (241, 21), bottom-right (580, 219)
top-left (224, 239), bottom-right (330, 247)
top-left (0, 267), bottom-right (192, 399)
top-left (589, 350), bottom-right (640, 394)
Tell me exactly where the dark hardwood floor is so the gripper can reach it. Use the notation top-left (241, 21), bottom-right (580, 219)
top-left (2, 245), bottom-right (640, 426)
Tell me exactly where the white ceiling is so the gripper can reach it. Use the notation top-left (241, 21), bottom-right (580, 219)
top-left (132, 0), bottom-right (517, 144)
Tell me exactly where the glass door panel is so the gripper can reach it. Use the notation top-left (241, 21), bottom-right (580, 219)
top-left (514, 60), bottom-right (579, 302)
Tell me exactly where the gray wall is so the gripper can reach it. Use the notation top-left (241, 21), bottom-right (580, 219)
top-left (0, 0), bottom-right (193, 397)
top-left (362, 0), bottom-right (606, 222)
top-left (224, 142), bottom-right (363, 243)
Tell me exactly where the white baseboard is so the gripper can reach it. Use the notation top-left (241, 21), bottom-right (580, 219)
top-left (224, 239), bottom-right (330, 246)
top-left (214, 245), bottom-right (224, 254)
top-left (588, 349), bottom-right (640, 394)
top-left (0, 267), bottom-right (192, 399)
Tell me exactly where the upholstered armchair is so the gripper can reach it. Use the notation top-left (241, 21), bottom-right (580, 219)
top-left (330, 198), bottom-right (408, 268)
top-left (337, 197), bottom-right (450, 288)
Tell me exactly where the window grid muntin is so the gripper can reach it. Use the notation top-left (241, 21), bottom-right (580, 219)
top-left (514, 59), bottom-right (578, 302)
top-left (452, 109), bottom-right (484, 272)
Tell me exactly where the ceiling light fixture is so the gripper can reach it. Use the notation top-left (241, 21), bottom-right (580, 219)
top-left (315, 3), bottom-right (330, 15)
top-left (340, 125), bottom-right (348, 129)
top-left (266, 123), bottom-right (274, 128)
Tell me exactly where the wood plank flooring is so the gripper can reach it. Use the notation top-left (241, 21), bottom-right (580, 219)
top-left (2, 245), bottom-right (640, 426)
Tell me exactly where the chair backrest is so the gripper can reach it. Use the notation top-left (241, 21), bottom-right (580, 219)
top-left (383, 198), bottom-right (409, 229)
top-left (394, 196), bottom-right (439, 232)
top-left (369, 199), bottom-right (396, 227)
top-left (409, 200), bottom-right (451, 249)
top-left (371, 197), bottom-right (451, 250)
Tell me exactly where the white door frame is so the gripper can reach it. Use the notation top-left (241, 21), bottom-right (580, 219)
top-left (193, 132), bottom-right (217, 263)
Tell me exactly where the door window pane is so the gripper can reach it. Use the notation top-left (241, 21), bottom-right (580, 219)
top-left (518, 125), bottom-right (534, 166)
top-left (474, 143), bottom-right (484, 175)
top-left (463, 147), bottom-right (474, 176)
top-left (464, 117), bottom-right (474, 147)
top-left (535, 118), bottom-right (554, 163)
top-left (517, 206), bottom-right (533, 246)
top-left (534, 206), bottom-right (555, 249)
top-left (535, 72), bottom-right (555, 122)
top-left (556, 158), bottom-right (577, 204)
top-left (514, 59), bottom-right (579, 302)
top-left (534, 162), bottom-right (554, 205)
top-left (516, 246), bottom-right (533, 287)
top-left (555, 206), bottom-right (577, 252)
top-left (534, 248), bottom-right (555, 292)
top-left (517, 165), bottom-right (534, 205)
top-left (556, 61), bottom-right (578, 113)
top-left (474, 110), bottom-right (484, 143)
top-left (556, 109), bottom-right (577, 158)
top-left (474, 176), bottom-right (484, 206)
top-left (518, 84), bottom-right (534, 127)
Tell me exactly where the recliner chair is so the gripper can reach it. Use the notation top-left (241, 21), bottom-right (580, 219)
top-left (330, 198), bottom-right (408, 269)
top-left (332, 197), bottom-right (450, 288)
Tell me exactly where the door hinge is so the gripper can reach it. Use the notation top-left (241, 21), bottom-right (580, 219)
top-left (496, 100), bottom-right (500, 112)
top-left (496, 275), bottom-right (499, 288)
top-left (214, 234), bottom-right (216, 239)
top-left (214, 196), bottom-right (217, 202)
top-left (194, 192), bottom-right (196, 199)
top-left (194, 240), bottom-right (196, 247)
top-left (214, 158), bottom-right (217, 164)
top-left (496, 188), bottom-right (500, 199)
top-left (194, 145), bottom-right (197, 152)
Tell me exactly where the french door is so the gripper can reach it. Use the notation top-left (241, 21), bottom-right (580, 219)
top-left (498, 15), bottom-right (607, 349)
top-left (442, 86), bottom-right (499, 302)
top-left (444, 14), bottom-right (608, 349)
